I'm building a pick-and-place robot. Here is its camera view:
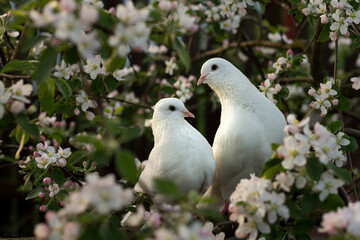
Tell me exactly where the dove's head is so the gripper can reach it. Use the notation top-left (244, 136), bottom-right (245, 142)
top-left (153, 98), bottom-right (195, 122)
top-left (198, 58), bottom-right (234, 86)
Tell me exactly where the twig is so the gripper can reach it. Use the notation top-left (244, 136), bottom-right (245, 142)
top-left (92, 96), bottom-right (153, 110)
top-left (0, 144), bottom-right (30, 151)
top-left (4, 32), bottom-right (15, 49)
top-left (0, 73), bottom-right (32, 79)
top-left (334, 37), bottom-right (359, 201)
top-left (344, 127), bottom-right (360, 139)
top-left (61, 167), bottom-right (84, 186)
top-left (281, 76), bottom-right (314, 83)
top-left (351, 22), bottom-right (360, 36)
top-left (192, 40), bottom-right (307, 62)
top-left (343, 110), bottom-right (360, 121)
top-left (0, 48), bottom-right (7, 66)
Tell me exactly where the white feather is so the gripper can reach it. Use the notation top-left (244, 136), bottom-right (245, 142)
top-left (198, 58), bottom-right (286, 209)
top-left (134, 98), bottom-right (215, 204)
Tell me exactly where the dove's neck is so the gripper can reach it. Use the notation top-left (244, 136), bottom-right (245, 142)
top-left (152, 119), bottom-right (188, 144)
top-left (211, 70), bottom-right (260, 108)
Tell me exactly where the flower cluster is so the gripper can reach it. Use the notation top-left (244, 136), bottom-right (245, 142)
top-left (124, 203), bottom-right (225, 240)
top-left (34, 141), bottom-right (71, 169)
top-left (300, 0), bottom-right (360, 40)
top-left (308, 78), bottom-right (338, 116)
top-left (275, 114), bottom-right (347, 200)
top-left (205, 0), bottom-right (255, 33)
top-left (0, 80), bottom-right (34, 119)
top-left (258, 73), bottom-right (282, 104)
top-left (350, 76), bottom-right (360, 90)
top-left (75, 90), bottom-right (97, 120)
top-left (29, 0), bottom-right (101, 58)
top-left (174, 75), bottom-right (196, 102)
top-left (34, 174), bottom-right (134, 239)
top-left (229, 174), bottom-right (289, 240)
top-left (53, 60), bottom-right (80, 80)
top-left (108, 1), bottom-right (150, 57)
top-left (319, 201), bottom-right (360, 237)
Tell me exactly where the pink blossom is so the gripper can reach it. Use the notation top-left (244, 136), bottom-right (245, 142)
top-left (267, 73), bottom-right (276, 81)
top-left (34, 223), bottom-right (50, 240)
top-left (39, 192), bottom-right (45, 198)
top-left (332, 99), bottom-right (339, 106)
top-left (350, 77), bottom-right (360, 90)
top-left (39, 205), bottom-right (47, 212)
top-left (74, 108), bottom-right (80, 115)
top-left (43, 177), bottom-right (51, 185)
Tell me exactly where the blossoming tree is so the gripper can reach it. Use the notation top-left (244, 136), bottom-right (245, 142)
top-left (0, 0), bottom-right (359, 239)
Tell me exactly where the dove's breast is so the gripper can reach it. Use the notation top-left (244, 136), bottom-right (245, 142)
top-left (154, 123), bottom-right (215, 195)
top-left (212, 107), bottom-right (271, 199)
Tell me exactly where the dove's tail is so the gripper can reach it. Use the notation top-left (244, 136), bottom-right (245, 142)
top-left (196, 184), bottom-right (224, 211)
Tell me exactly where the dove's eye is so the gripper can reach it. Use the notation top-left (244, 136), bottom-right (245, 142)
top-left (169, 105), bottom-right (176, 111)
top-left (211, 64), bottom-right (218, 71)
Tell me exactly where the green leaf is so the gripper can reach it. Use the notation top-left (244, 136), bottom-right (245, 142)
top-left (335, 95), bottom-right (351, 111)
top-left (294, 234), bottom-right (311, 240)
top-left (1, 60), bottom-right (33, 73)
top-left (301, 191), bottom-right (320, 214)
top-left (47, 199), bottom-right (60, 211)
top-left (322, 194), bottom-right (345, 211)
top-left (100, 224), bottom-right (127, 240)
top-left (13, 113), bottom-right (39, 138)
top-left (328, 121), bottom-right (343, 134)
top-left (62, 46), bottom-right (80, 64)
top-left (353, 38), bottom-right (360, 49)
top-left (278, 86), bottom-right (290, 99)
top-left (53, 77), bottom-right (72, 99)
top-left (173, 37), bottom-right (191, 72)
top-left (25, 186), bottom-right (44, 200)
top-left (33, 46), bottom-right (58, 85)
top-left (288, 8), bottom-right (299, 15)
top-left (305, 156), bottom-right (323, 180)
top-left (153, 178), bottom-right (179, 197)
top-left (38, 78), bottom-right (55, 114)
top-left (261, 158), bottom-right (282, 179)
top-left (116, 150), bottom-right (138, 184)
top-left (120, 126), bottom-right (142, 142)
top-left (318, 23), bottom-right (330, 42)
top-left (51, 167), bottom-right (67, 186)
top-left (97, 9), bottom-right (117, 32)
top-left (326, 163), bottom-right (351, 184)
top-left (90, 78), bottom-right (103, 96)
top-left (292, 218), bottom-right (316, 234)
top-left (286, 199), bottom-right (301, 219)
top-left (104, 51), bottom-right (126, 73)
top-left (341, 136), bottom-right (358, 152)
top-left (104, 75), bottom-right (117, 92)
top-left (79, 226), bottom-right (102, 240)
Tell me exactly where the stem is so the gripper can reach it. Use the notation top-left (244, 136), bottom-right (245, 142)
top-left (334, 38), bottom-right (359, 201)
top-left (192, 40), bottom-right (306, 62)
top-left (15, 132), bottom-right (26, 160)
top-left (0, 73), bottom-right (32, 80)
top-left (61, 167), bottom-right (83, 186)
top-left (91, 96), bottom-right (153, 111)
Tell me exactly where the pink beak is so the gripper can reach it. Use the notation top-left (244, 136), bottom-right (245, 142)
top-left (182, 110), bottom-right (195, 118)
top-left (197, 73), bottom-right (208, 86)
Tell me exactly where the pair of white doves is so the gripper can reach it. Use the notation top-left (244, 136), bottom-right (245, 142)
top-left (134, 58), bottom-right (286, 210)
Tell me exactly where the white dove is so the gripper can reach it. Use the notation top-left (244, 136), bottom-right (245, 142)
top-left (197, 58), bottom-right (286, 210)
top-left (134, 98), bottom-right (215, 204)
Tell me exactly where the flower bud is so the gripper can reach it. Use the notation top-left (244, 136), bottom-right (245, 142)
top-left (43, 177), bottom-right (51, 185)
top-left (38, 192), bottom-right (45, 198)
top-left (39, 205), bottom-right (47, 212)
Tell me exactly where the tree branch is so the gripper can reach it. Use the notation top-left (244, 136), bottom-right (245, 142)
top-left (0, 73), bottom-right (32, 80)
top-left (344, 127), bottom-right (360, 139)
top-left (92, 96), bottom-right (153, 111)
top-left (343, 110), bottom-right (360, 121)
top-left (192, 40), bottom-right (307, 62)
top-left (281, 76), bottom-right (314, 83)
